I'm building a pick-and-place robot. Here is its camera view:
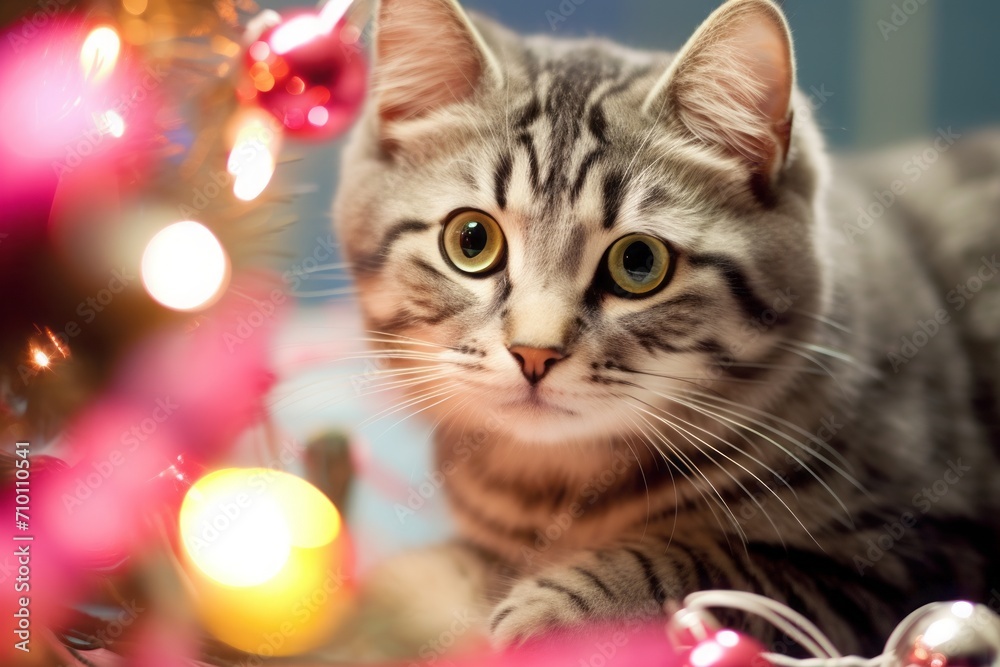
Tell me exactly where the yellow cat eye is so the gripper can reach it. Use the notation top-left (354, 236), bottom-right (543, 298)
top-left (607, 234), bottom-right (672, 296)
top-left (442, 210), bottom-right (506, 274)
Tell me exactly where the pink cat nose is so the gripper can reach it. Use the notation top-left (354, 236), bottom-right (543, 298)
top-left (508, 346), bottom-right (566, 385)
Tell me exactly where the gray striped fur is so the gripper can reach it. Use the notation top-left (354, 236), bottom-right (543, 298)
top-left (333, 0), bottom-right (1000, 653)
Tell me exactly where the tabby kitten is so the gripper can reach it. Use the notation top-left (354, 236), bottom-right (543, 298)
top-left (333, 0), bottom-right (1000, 653)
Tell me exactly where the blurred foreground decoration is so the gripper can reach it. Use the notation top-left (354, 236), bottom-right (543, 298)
top-left (0, 0), bottom-right (367, 663)
top-left (238, 0), bottom-right (367, 140)
top-left (179, 468), bottom-right (353, 656)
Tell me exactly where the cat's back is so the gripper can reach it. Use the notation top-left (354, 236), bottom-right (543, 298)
top-left (834, 128), bottom-right (1000, 445)
top-left (836, 128), bottom-right (1000, 274)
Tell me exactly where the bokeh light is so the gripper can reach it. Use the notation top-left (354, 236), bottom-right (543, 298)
top-left (690, 640), bottom-right (725, 667)
top-left (98, 109), bottom-right (126, 138)
top-left (141, 221), bottom-right (230, 311)
top-left (179, 468), bottom-right (351, 656)
top-left (32, 348), bottom-right (51, 368)
top-left (269, 15), bottom-right (327, 56)
top-left (683, 629), bottom-right (769, 667)
top-left (716, 630), bottom-right (740, 648)
top-left (239, 7), bottom-right (366, 141)
top-left (180, 469), bottom-right (293, 587)
top-left (122, 0), bottom-right (148, 15)
top-left (80, 26), bottom-right (121, 83)
top-left (922, 618), bottom-right (960, 647)
top-left (248, 40), bottom-right (270, 62)
top-left (227, 112), bottom-right (279, 201)
top-left (231, 144), bottom-right (276, 201)
top-left (307, 105), bottom-right (329, 127)
top-left (0, 15), bottom-right (158, 194)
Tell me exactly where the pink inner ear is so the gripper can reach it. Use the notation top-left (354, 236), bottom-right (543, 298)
top-left (376, 0), bottom-right (486, 123)
top-left (663, 0), bottom-right (795, 174)
top-left (739, 17), bottom-right (793, 124)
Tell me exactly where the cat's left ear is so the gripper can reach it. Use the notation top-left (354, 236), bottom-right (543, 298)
top-left (372, 0), bottom-right (501, 125)
top-left (644, 0), bottom-right (795, 182)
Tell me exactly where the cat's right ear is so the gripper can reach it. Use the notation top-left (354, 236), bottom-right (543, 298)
top-left (372, 0), bottom-right (500, 127)
top-left (643, 0), bottom-right (795, 183)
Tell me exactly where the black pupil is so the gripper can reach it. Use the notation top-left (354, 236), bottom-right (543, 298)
top-left (622, 241), bottom-right (655, 282)
top-left (459, 221), bottom-right (488, 258)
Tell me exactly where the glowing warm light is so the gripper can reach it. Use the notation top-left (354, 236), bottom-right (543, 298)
top-left (179, 468), bottom-right (343, 577)
top-left (690, 641), bottom-right (724, 667)
top-left (249, 60), bottom-right (276, 93)
top-left (179, 468), bottom-right (350, 656)
top-left (227, 113), bottom-right (280, 201)
top-left (951, 601), bottom-right (974, 619)
top-left (266, 2), bottom-right (354, 57)
top-left (270, 15), bottom-right (324, 55)
top-left (141, 221), bottom-right (229, 311)
top-left (267, 470), bottom-right (342, 548)
top-left (716, 630), bottom-right (740, 648)
top-left (313, 86), bottom-right (332, 105)
top-left (922, 619), bottom-right (959, 647)
top-left (180, 469), bottom-right (293, 586)
top-left (80, 26), bottom-right (121, 83)
top-left (0, 20), bottom-right (153, 165)
top-left (269, 58), bottom-right (290, 79)
top-left (318, 0), bottom-right (353, 31)
top-left (248, 40), bottom-right (270, 62)
top-left (43, 326), bottom-right (70, 358)
top-left (122, 0), bottom-right (147, 15)
top-left (307, 106), bottom-right (329, 127)
top-left (232, 148), bottom-right (276, 202)
top-left (97, 110), bottom-right (125, 137)
top-left (210, 35), bottom-right (241, 58)
top-left (32, 349), bottom-right (51, 368)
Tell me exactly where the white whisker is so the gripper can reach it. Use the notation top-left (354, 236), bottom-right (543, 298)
top-left (362, 381), bottom-right (462, 429)
top-left (670, 391), bottom-right (864, 521)
top-left (781, 340), bottom-right (881, 379)
top-left (627, 405), bottom-right (747, 547)
top-left (791, 308), bottom-right (853, 334)
top-left (627, 397), bottom-right (792, 547)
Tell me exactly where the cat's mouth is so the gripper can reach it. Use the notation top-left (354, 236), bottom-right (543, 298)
top-left (503, 391), bottom-right (577, 416)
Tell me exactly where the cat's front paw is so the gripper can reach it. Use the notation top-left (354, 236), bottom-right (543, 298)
top-left (489, 576), bottom-right (593, 648)
top-left (488, 547), bottom-right (678, 648)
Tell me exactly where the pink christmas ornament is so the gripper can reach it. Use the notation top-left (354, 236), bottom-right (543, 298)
top-left (495, 623), bottom-right (678, 667)
top-left (240, 6), bottom-right (367, 141)
top-left (37, 400), bottom-right (181, 569)
top-left (679, 629), bottom-right (771, 667)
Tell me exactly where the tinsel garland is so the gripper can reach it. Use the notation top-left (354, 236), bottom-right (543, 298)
top-left (0, 0), bottom-right (295, 447)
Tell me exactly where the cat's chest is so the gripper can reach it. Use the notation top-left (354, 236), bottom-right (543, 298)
top-left (436, 440), bottom-right (700, 565)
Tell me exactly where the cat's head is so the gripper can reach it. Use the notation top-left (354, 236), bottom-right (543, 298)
top-left (334, 0), bottom-right (830, 446)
